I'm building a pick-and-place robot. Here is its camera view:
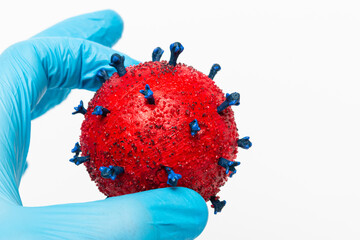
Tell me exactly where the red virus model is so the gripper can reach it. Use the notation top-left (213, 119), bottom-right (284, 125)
top-left (70, 42), bottom-right (252, 214)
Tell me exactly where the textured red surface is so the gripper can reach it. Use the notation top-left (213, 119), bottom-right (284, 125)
top-left (80, 61), bottom-right (239, 201)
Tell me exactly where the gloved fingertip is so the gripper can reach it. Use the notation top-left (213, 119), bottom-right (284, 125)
top-left (122, 187), bottom-right (208, 240)
top-left (167, 187), bottom-right (209, 238)
top-left (90, 9), bottom-right (124, 47)
top-left (98, 9), bottom-right (124, 32)
top-left (33, 9), bottom-right (124, 48)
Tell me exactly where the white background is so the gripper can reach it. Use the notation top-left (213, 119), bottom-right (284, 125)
top-left (1, 0), bottom-right (360, 239)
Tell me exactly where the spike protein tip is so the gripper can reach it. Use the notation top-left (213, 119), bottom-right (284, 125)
top-left (72, 42), bottom-right (251, 213)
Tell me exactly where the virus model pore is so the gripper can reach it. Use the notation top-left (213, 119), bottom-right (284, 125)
top-left (71, 42), bottom-right (252, 214)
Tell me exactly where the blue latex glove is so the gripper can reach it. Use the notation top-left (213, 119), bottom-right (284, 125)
top-left (0, 10), bottom-right (208, 240)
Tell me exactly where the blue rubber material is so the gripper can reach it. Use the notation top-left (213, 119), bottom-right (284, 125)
top-left (0, 10), bottom-right (208, 240)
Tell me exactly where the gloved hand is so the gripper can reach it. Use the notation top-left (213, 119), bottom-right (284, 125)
top-left (0, 10), bottom-right (208, 240)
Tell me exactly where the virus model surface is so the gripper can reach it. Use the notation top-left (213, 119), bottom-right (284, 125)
top-left (71, 42), bottom-right (252, 214)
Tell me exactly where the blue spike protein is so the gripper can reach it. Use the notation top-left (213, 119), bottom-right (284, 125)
top-left (69, 155), bottom-right (90, 166)
top-left (72, 100), bottom-right (87, 115)
top-left (71, 142), bottom-right (81, 156)
top-left (95, 68), bottom-right (110, 84)
top-left (208, 64), bottom-right (221, 80)
top-left (92, 106), bottom-right (110, 117)
top-left (189, 119), bottom-right (201, 136)
top-left (164, 166), bottom-right (182, 187)
top-left (99, 165), bottom-right (124, 180)
top-left (218, 157), bottom-right (240, 177)
top-left (238, 136), bottom-right (252, 149)
top-left (210, 196), bottom-right (226, 214)
top-left (152, 47), bottom-right (164, 62)
top-left (140, 84), bottom-right (155, 104)
top-left (169, 42), bottom-right (184, 66)
top-left (109, 53), bottom-right (127, 77)
top-left (217, 92), bottom-right (240, 113)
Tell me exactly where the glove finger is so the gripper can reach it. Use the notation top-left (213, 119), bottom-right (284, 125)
top-left (7, 37), bottom-right (140, 117)
top-left (30, 9), bottom-right (126, 119)
top-left (32, 10), bottom-right (124, 48)
top-left (0, 36), bottom-right (139, 201)
top-left (13, 188), bottom-right (208, 240)
top-left (27, 37), bottom-right (139, 91)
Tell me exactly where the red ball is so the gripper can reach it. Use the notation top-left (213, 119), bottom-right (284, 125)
top-left (79, 59), bottom-right (239, 201)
